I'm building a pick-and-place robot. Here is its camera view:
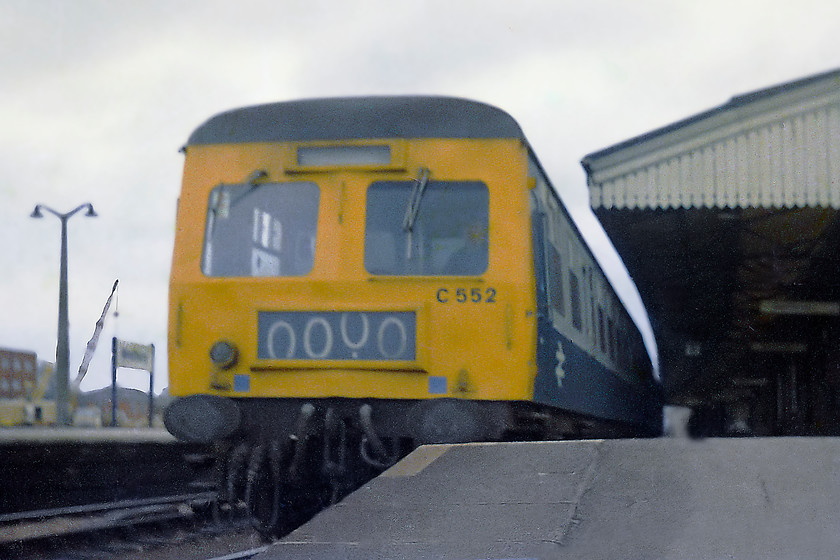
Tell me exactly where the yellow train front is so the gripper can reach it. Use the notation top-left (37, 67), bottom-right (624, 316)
top-left (165, 97), bottom-right (661, 474)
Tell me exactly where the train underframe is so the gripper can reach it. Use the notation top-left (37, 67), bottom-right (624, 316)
top-left (165, 395), bottom-right (649, 538)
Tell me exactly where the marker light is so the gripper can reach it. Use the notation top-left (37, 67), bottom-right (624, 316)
top-left (209, 340), bottom-right (239, 369)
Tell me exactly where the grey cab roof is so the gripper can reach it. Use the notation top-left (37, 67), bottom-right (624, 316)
top-left (186, 96), bottom-right (526, 146)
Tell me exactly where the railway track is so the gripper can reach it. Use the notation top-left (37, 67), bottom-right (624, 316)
top-left (0, 430), bottom-right (342, 558)
top-left (0, 492), bottom-right (269, 560)
top-left (0, 429), bottom-right (242, 557)
top-left (206, 546), bottom-right (272, 560)
top-left (0, 491), bottom-right (217, 543)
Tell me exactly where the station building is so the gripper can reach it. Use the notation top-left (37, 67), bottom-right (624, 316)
top-left (584, 69), bottom-right (840, 436)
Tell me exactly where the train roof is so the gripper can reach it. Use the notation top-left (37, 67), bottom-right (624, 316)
top-left (186, 96), bottom-right (525, 146)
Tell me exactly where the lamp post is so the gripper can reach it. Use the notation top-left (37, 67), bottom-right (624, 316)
top-left (31, 203), bottom-right (97, 426)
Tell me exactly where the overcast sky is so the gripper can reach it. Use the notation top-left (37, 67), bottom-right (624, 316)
top-left (2, 0), bottom-right (839, 392)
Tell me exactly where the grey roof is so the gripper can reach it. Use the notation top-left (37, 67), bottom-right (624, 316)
top-left (582, 67), bottom-right (840, 169)
top-left (583, 68), bottom-right (840, 210)
top-left (186, 96), bottom-right (525, 146)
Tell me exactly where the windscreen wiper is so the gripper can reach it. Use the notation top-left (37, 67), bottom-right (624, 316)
top-left (401, 167), bottom-right (431, 261)
top-left (230, 169), bottom-right (269, 207)
top-left (402, 167), bottom-right (431, 233)
top-left (207, 169), bottom-right (270, 220)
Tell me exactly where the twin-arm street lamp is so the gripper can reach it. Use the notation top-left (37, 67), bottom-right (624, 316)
top-left (31, 203), bottom-right (97, 426)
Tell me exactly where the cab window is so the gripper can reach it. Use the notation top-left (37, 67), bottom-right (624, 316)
top-left (365, 180), bottom-right (489, 276)
top-left (202, 182), bottom-right (319, 277)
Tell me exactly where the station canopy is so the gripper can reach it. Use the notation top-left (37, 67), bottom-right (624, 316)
top-left (583, 69), bottom-right (840, 432)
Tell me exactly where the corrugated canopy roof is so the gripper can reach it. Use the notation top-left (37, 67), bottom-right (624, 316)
top-left (584, 69), bottom-right (840, 210)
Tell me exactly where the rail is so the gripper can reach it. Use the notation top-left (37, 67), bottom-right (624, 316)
top-left (206, 546), bottom-right (271, 560)
top-left (0, 491), bottom-right (216, 543)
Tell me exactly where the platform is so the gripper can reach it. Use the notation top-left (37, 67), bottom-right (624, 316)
top-left (0, 427), bottom-right (176, 445)
top-left (0, 427), bottom-right (206, 515)
top-left (259, 437), bottom-right (840, 559)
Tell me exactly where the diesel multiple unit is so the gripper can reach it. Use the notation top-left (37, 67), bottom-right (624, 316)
top-left (164, 96), bottom-right (662, 534)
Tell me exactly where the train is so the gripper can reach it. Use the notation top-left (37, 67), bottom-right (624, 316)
top-left (164, 96), bottom-right (662, 534)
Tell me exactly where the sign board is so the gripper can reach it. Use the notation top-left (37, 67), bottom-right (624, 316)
top-left (759, 300), bottom-right (840, 316)
top-left (115, 340), bottom-right (154, 371)
top-left (111, 338), bottom-right (155, 427)
top-left (750, 342), bottom-right (808, 353)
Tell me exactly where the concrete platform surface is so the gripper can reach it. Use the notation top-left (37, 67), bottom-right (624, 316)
top-left (0, 427), bottom-right (175, 444)
top-left (257, 437), bottom-right (840, 559)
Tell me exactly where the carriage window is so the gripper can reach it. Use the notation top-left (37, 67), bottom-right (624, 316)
top-left (569, 272), bottom-right (582, 330)
top-left (549, 246), bottom-right (565, 316)
top-left (598, 307), bottom-right (607, 352)
top-left (365, 180), bottom-right (488, 276)
top-left (202, 182), bottom-right (319, 277)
